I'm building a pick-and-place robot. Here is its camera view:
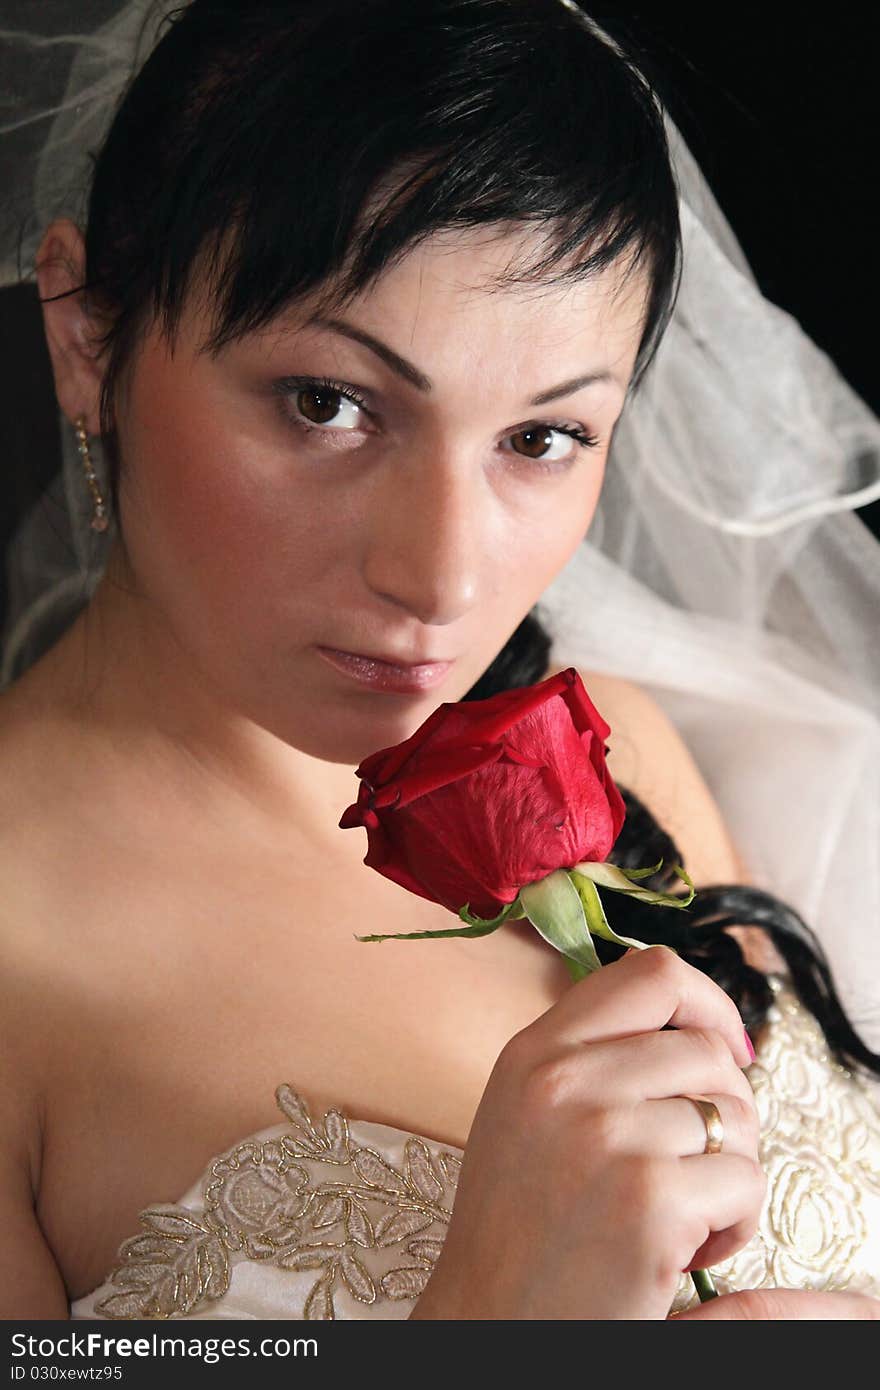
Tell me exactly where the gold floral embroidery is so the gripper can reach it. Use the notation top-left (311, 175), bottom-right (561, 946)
top-left (93, 1084), bottom-right (462, 1320)
top-left (89, 977), bottom-right (880, 1319)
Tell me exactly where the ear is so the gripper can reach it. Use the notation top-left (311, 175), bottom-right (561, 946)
top-left (34, 218), bottom-right (111, 437)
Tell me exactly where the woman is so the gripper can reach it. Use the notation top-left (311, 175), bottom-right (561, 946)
top-left (0, 0), bottom-right (878, 1320)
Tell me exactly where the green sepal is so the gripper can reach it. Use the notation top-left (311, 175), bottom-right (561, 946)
top-left (613, 859), bottom-right (664, 881)
top-left (570, 859), bottom-right (696, 908)
top-left (354, 920), bottom-right (505, 944)
top-left (457, 897), bottom-right (526, 929)
top-left (519, 869), bottom-right (601, 975)
top-left (355, 893), bottom-right (524, 944)
top-left (568, 871), bottom-right (668, 953)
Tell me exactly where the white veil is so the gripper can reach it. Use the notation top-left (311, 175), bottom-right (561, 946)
top-left (2, 0), bottom-right (879, 1043)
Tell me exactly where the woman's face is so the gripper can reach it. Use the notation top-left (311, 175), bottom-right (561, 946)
top-left (111, 225), bottom-right (648, 764)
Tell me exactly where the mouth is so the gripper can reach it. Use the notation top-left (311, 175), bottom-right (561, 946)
top-left (315, 645), bottom-right (455, 693)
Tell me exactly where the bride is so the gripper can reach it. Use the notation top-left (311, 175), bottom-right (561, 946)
top-left (1, 0), bottom-right (879, 1320)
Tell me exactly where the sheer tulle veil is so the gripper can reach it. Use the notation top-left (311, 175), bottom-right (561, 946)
top-left (2, 0), bottom-right (880, 1041)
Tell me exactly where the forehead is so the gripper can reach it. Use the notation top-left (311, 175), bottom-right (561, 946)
top-left (181, 220), bottom-right (650, 386)
top-left (377, 223), bottom-right (639, 317)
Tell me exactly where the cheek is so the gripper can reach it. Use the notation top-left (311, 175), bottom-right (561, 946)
top-left (522, 467), bottom-right (604, 585)
top-left (487, 469), bottom-right (603, 639)
top-left (117, 375), bottom-right (327, 643)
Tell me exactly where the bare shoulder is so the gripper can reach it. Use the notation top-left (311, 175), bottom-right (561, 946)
top-left (0, 673), bottom-right (58, 1033)
top-left (0, 692), bottom-right (42, 1072)
top-left (0, 1021), bottom-right (69, 1316)
top-left (547, 664), bottom-right (750, 887)
top-left (0, 680), bottom-right (81, 1314)
top-left (0, 820), bottom-right (70, 1315)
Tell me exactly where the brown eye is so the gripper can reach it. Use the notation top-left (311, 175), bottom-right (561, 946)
top-left (511, 425), bottom-right (558, 459)
top-left (297, 386), bottom-right (347, 426)
top-left (272, 375), bottom-right (370, 435)
top-left (507, 422), bottom-right (594, 465)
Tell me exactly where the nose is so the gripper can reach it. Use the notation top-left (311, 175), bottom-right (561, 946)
top-left (362, 450), bottom-right (483, 627)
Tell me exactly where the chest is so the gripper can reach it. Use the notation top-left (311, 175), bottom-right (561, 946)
top-left (32, 847), bottom-right (572, 1301)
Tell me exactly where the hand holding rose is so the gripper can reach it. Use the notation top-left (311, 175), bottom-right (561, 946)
top-left (410, 948), bottom-right (763, 1320)
top-left (342, 667), bottom-right (871, 1320)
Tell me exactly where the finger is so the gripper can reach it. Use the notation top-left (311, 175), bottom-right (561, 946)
top-left (673, 1289), bottom-right (880, 1321)
top-left (575, 1028), bottom-right (757, 1108)
top-left (535, 947), bottom-right (752, 1069)
top-left (632, 1092), bottom-right (758, 1160)
top-left (677, 1153), bottom-right (766, 1267)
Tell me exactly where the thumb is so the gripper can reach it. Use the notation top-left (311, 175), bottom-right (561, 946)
top-left (672, 1289), bottom-right (880, 1321)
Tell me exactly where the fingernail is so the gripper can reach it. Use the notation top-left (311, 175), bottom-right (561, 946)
top-left (743, 1026), bottom-right (756, 1062)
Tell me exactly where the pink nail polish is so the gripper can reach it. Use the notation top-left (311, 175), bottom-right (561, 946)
top-left (743, 1026), bottom-right (756, 1062)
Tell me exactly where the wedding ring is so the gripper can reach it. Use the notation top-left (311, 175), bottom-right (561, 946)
top-left (680, 1095), bottom-right (724, 1154)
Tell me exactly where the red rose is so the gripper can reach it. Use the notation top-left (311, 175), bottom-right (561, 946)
top-left (338, 666), bottom-right (626, 920)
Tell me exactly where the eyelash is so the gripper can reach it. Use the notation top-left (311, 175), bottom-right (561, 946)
top-left (272, 374), bottom-right (601, 464)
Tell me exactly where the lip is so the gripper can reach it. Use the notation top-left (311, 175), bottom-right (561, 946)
top-left (315, 645), bottom-right (455, 693)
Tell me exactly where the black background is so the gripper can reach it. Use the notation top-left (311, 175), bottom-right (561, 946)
top-left (2, 3), bottom-right (878, 635)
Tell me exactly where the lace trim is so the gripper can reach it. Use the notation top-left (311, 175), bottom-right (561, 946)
top-left (670, 976), bottom-right (880, 1311)
top-left (92, 1084), bottom-right (462, 1320)
top-left (89, 977), bottom-right (880, 1319)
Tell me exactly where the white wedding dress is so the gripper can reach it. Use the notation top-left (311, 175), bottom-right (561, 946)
top-left (69, 976), bottom-right (880, 1320)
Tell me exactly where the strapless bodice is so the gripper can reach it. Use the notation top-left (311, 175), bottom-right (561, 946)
top-left (69, 978), bottom-right (880, 1320)
top-left (70, 1082), bottom-right (462, 1320)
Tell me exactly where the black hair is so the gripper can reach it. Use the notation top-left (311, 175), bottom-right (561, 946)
top-left (34, 0), bottom-right (878, 1076)
top-left (40, 0), bottom-right (679, 523)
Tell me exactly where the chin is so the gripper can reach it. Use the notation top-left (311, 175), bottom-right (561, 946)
top-left (291, 696), bottom-right (448, 767)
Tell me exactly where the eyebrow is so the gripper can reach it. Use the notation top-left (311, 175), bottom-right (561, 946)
top-left (303, 313), bottom-right (619, 405)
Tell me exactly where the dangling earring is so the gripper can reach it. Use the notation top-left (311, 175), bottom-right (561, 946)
top-left (74, 414), bottom-right (109, 533)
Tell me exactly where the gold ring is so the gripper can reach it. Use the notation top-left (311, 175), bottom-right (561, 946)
top-left (680, 1095), bottom-right (724, 1154)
